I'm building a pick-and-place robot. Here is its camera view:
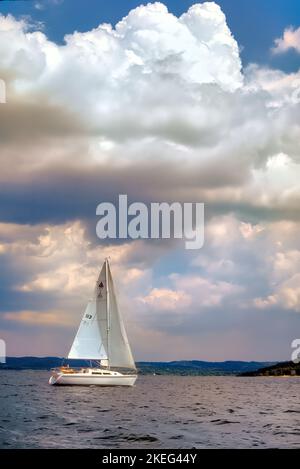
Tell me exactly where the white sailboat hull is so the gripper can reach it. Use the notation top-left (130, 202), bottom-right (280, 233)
top-left (49, 369), bottom-right (137, 386)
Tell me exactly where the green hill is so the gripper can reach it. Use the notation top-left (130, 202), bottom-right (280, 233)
top-left (240, 361), bottom-right (300, 376)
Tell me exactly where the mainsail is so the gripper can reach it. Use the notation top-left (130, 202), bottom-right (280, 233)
top-left (68, 259), bottom-right (135, 369)
top-left (106, 262), bottom-right (135, 369)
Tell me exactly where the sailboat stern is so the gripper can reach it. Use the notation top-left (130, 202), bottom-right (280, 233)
top-left (49, 371), bottom-right (63, 385)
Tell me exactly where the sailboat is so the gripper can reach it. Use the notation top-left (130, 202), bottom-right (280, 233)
top-left (49, 259), bottom-right (137, 386)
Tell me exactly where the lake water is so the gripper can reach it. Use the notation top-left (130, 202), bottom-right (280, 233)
top-left (0, 371), bottom-right (299, 448)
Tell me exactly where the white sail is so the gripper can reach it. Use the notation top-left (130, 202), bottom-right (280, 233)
top-left (106, 262), bottom-right (136, 369)
top-left (68, 260), bottom-right (135, 370)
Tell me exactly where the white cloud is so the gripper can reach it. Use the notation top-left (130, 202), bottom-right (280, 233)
top-left (1, 4), bottom-right (299, 194)
top-left (254, 247), bottom-right (300, 313)
top-left (138, 269), bottom-right (242, 316)
top-left (254, 274), bottom-right (300, 313)
top-left (272, 26), bottom-right (300, 54)
top-left (0, 2), bottom-right (242, 110)
top-left (171, 273), bottom-right (242, 307)
top-left (245, 64), bottom-right (300, 107)
top-left (138, 287), bottom-right (191, 312)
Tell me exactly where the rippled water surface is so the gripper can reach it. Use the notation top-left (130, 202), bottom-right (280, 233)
top-left (0, 371), bottom-right (299, 448)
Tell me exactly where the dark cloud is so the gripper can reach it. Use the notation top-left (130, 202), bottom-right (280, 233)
top-left (0, 94), bottom-right (87, 144)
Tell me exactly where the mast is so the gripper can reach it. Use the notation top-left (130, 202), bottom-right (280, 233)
top-left (105, 258), bottom-right (110, 369)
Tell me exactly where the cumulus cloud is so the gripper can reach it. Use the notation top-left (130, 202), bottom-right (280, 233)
top-left (138, 287), bottom-right (192, 312)
top-left (272, 26), bottom-right (300, 54)
top-left (0, 3), bottom-right (242, 96)
top-left (0, 4), bottom-right (299, 231)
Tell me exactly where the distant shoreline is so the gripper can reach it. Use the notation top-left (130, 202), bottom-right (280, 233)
top-left (0, 357), bottom-right (279, 376)
top-left (3, 358), bottom-right (298, 377)
top-left (239, 361), bottom-right (300, 377)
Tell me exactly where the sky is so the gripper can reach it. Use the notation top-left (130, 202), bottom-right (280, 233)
top-left (0, 0), bottom-right (299, 361)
